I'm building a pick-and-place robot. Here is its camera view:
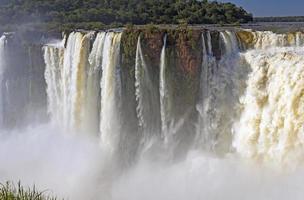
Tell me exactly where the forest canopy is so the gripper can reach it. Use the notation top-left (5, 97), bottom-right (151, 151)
top-left (0, 0), bottom-right (253, 31)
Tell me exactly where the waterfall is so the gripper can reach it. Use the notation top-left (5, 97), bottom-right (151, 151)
top-left (195, 30), bottom-right (248, 153)
top-left (135, 37), bottom-right (146, 132)
top-left (234, 46), bottom-right (304, 163)
top-left (220, 30), bottom-right (239, 56)
top-left (41, 29), bottom-right (304, 164)
top-left (0, 35), bottom-right (6, 126)
top-left (44, 31), bottom-right (123, 144)
top-left (159, 34), bottom-right (168, 142)
top-left (206, 31), bottom-right (213, 56)
top-left (44, 31), bottom-right (104, 134)
top-left (84, 32), bottom-right (105, 134)
top-left (4, 25), bottom-right (304, 200)
top-left (99, 32), bottom-right (122, 153)
top-left (63, 32), bottom-right (92, 131)
top-left (295, 32), bottom-right (304, 46)
top-left (44, 44), bottom-right (64, 126)
top-left (196, 31), bottom-right (217, 150)
top-left (135, 36), bottom-right (161, 149)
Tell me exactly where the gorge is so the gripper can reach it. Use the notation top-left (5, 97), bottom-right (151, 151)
top-left (1, 26), bottom-right (304, 199)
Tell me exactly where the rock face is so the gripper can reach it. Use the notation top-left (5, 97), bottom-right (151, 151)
top-left (210, 31), bottom-right (222, 60)
top-left (119, 27), bottom-right (205, 158)
top-left (142, 30), bottom-right (165, 65)
top-left (119, 29), bottom-right (141, 165)
top-left (164, 29), bottom-right (202, 157)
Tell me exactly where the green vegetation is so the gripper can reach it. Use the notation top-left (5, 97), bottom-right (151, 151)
top-left (0, 0), bottom-right (253, 32)
top-left (0, 182), bottom-right (60, 200)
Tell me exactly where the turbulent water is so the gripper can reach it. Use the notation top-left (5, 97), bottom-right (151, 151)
top-left (1, 28), bottom-right (304, 199)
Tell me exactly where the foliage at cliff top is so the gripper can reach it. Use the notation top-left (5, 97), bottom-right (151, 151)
top-left (0, 0), bottom-right (252, 32)
top-left (0, 182), bottom-right (61, 200)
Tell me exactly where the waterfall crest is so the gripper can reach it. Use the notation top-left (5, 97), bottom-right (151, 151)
top-left (237, 30), bottom-right (304, 49)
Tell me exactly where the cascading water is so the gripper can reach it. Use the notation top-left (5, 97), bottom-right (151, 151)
top-left (159, 35), bottom-right (168, 142)
top-left (99, 32), bottom-right (122, 153)
top-left (44, 42), bottom-right (65, 126)
top-left (3, 27), bottom-right (304, 200)
top-left (44, 32), bottom-right (104, 134)
top-left (42, 29), bottom-right (304, 162)
top-left (234, 39), bottom-right (304, 164)
top-left (135, 36), bottom-right (161, 150)
top-left (135, 37), bottom-right (146, 134)
top-left (0, 35), bottom-right (6, 126)
top-left (44, 31), bottom-right (123, 150)
top-left (194, 30), bottom-right (248, 153)
top-left (220, 30), bottom-right (239, 55)
top-left (63, 32), bottom-right (93, 132)
top-left (196, 31), bottom-right (217, 150)
top-left (83, 32), bottom-right (105, 134)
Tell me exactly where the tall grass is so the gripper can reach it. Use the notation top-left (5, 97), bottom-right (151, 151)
top-left (0, 182), bottom-right (61, 200)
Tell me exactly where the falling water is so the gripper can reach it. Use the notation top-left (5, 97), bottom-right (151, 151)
top-left (0, 35), bottom-right (6, 126)
top-left (44, 43), bottom-right (65, 126)
top-left (65, 32), bottom-right (94, 131)
top-left (84, 32), bottom-right (105, 134)
top-left (135, 36), bottom-right (161, 150)
top-left (36, 29), bottom-right (304, 161)
top-left (234, 46), bottom-right (304, 164)
top-left (196, 31), bottom-right (217, 150)
top-left (135, 37), bottom-right (146, 133)
top-left (99, 32), bottom-right (122, 153)
top-left (3, 28), bottom-right (304, 200)
top-left (220, 30), bottom-right (239, 55)
top-left (44, 32), bottom-right (105, 134)
top-left (159, 35), bottom-right (168, 142)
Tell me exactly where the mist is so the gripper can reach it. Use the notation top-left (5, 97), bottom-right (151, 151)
top-left (0, 124), bottom-right (104, 199)
top-left (0, 124), bottom-right (304, 200)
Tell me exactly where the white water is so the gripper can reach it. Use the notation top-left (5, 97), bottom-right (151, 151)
top-left (44, 32), bottom-right (94, 132)
top-left (44, 32), bottom-right (105, 134)
top-left (2, 29), bottom-right (304, 199)
top-left (44, 44), bottom-right (65, 126)
top-left (135, 37), bottom-right (146, 133)
top-left (134, 36), bottom-right (161, 149)
top-left (84, 32), bottom-right (105, 134)
top-left (0, 35), bottom-right (6, 126)
top-left (195, 30), bottom-right (248, 153)
top-left (196, 31), bottom-right (216, 150)
top-left (159, 35), bottom-right (168, 142)
top-left (234, 47), bottom-right (304, 165)
top-left (99, 32), bottom-right (122, 154)
top-left (220, 30), bottom-right (239, 55)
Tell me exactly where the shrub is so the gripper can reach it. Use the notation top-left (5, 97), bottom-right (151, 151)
top-left (0, 182), bottom-right (61, 200)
